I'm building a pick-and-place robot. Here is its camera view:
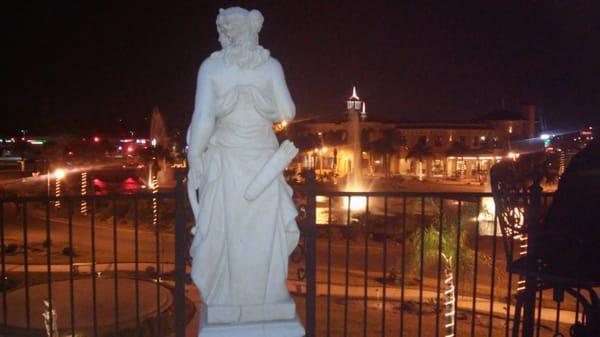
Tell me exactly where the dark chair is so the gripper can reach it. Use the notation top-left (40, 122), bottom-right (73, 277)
top-left (491, 161), bottom-right (599, 337)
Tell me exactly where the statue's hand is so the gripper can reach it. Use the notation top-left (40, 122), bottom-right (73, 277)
top-left (187, 152), bottom-right (206, 184)
top-left (187, 156), bottom-right (204, 225)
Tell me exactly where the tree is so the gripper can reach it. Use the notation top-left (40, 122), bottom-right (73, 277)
top-left (406, 140), bottom-right (433, 162)
top-left (405, 198), bottom-right (481, 336)
top-left (369, 129), bottom-right (396, 179)
top-left (290, 128), bottom-right (320, 152)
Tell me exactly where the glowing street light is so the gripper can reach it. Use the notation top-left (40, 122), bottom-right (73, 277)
top-left (54, 169), bottom-right (66, 180)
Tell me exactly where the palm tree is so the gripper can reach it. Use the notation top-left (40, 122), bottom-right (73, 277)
top-left (406, 198), bottom-right (477, 337)
top-left (406, 140), bottom-right (433, 179)
top-left (369, 129), bottom-right (396, 179)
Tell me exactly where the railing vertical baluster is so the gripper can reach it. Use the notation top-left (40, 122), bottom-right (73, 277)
top-left (418, 196), bottom-right (425, 337)
top-left (343, 194), bottom-right (351, 337)
top-left (470, 199), bottom-right (481, 337)
top-left (327, 196), bottom-right (332, 337)
top-left (522, 179), bottom-right (543, 337)
top-left (454, 200), bottom-right (462, 337)
top-left (45, 201), bottom-right (53, 336)
top-left (174, 170), bottom-right (186, 337)
top-left (535, 289), bottom-right (542, 337)
top-left (435, 197), bottom-right (444, 337)
top-left (156, 196), bottom-right (161, 335)
top-left (505, 239), bottom-right (515, 337)
top-left (381, 196), bottom-right (388, 337)
top-left (488, 211), bottom-right (498, 337)
top-left (399, 194), bottom-right (406, 337)
top-left (90, 199), bottom-right (98, 337)
top-left (0, 201), bottom-right (6, 327)
top-left (113, 199), bottom-right (119, 335)
top-left (574, 287), bottom-right (581, 323)
top-left (363, 196), bottom-right (369, 337)
top-left (23, 201), bottom-right (30, 329)
top-left (554, 298), bottom-right (561, 335)
top-left (305, 170), bottom-right (317, 337)
top-left (135, 198), bottom-right (141, 336)
top-left (68, 198), bottom-right (76, 337)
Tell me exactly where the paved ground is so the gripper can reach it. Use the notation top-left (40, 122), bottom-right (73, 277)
top-left (0, 278), bottom-right (172, 334)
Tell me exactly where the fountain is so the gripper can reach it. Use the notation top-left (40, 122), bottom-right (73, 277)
top-left (344, 86), bottom-right (367, 211)
top-left (148, 107), bottom-right (173, 186)
top-left (347, 99), bottom-right (362, 190)
top-left (150, 106), bottom-right (168, 148)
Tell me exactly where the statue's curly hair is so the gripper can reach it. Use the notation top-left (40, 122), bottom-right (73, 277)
top-left (213, 7), bottom-right (269, 68)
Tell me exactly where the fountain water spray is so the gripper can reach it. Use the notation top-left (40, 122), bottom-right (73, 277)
top-left (347, 92), bottom-right (363, 191)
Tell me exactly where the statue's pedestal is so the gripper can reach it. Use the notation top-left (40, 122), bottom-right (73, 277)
top-left (199, 317), bottom-right (305, 337)
top-left (199, 301), bottom-right (305, 337)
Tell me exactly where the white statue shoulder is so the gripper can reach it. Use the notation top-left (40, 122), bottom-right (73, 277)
top-left (264, 57), bottom-right (296, 122)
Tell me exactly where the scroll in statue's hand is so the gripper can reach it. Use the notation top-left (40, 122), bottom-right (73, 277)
top-left (244, 140), bottom-right (298, 201)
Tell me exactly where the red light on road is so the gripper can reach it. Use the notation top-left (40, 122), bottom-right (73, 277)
top-left (127, 146), bottom-right (134, 153)
top-left (93, 136), bottom-right (100, 143)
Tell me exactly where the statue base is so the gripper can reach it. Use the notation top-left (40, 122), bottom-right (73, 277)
top-left (198, 300), bottom-right (304, 337)
top-left (199, 314), bottom-right (305, 337)
top-left (204, 301), bottom-right (299, 324)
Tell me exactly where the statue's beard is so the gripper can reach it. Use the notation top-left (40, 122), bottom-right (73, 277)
top-left (218, 35), bottom-right (269, 69)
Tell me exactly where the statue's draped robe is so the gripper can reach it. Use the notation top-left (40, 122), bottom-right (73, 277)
top-left (189, 84), bottom-right (299, 307)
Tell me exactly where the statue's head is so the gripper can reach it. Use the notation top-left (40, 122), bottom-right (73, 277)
top-left (213, 7), bottom-right (269, 68)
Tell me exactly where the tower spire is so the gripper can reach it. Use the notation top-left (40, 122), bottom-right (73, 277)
top-left (361, 102), bottom-right (367, 120)
top-left (347, 85), bottom-right (363, 111)
top-left (350, 86), bottom-right (360, 100)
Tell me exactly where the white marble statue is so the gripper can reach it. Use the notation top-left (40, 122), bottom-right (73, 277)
top-left (186, 7), bottom-right (304, 337)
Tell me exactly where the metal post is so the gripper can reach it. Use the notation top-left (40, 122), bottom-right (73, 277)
top-left (522, 176), bottom-right (542, 337)
top-left (174, 169), bottom-right (187, 337)
top-left (304, 170), bottom-right (317, 337)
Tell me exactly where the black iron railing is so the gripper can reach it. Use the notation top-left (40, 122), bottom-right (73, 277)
top-left (296, 172), bottom-right (588, 337)
top-left (1, 169), bottom-right (591, 337)
top-left (0, 171), bottom-right (189, 337)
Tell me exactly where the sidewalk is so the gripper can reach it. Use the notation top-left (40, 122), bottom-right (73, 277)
top-left (171, 278), bottom-right (576, 337)
top-left (6, 262), bottom-right (577, 329)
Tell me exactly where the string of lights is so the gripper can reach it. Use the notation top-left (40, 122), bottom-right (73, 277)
top-left (55, 176), bottom-right (62, 208)
top-left (441, 254), bottom-right (456, 337)
top-left (80, 172), bottom-right (88, 215)
top-left (152, 175), bottom-right (158, 227)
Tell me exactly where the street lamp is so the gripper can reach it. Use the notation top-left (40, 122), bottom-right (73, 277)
top-left (54, 168), bottom-right (66, 180)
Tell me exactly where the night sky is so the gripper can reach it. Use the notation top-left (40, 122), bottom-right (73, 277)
top-left (6, 1), bottom-right (599, 137)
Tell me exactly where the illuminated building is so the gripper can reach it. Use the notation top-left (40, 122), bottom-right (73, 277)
top-left (290, 87), bottom-right (538, 182)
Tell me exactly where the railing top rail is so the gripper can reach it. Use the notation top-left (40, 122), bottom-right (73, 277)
top-left (0, 191), bottom-right (177, 203)
top-left (299, 189), bottom-right (554, 198)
